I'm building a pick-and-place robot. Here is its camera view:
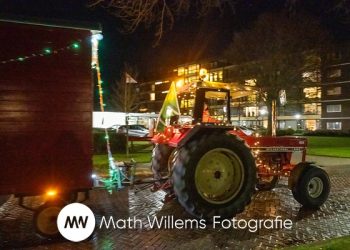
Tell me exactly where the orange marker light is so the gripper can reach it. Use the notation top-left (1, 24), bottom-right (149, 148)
top-left (46, 189), bottom-right (57, 197)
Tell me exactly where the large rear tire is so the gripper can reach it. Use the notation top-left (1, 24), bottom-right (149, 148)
top-left (173, 133), bottom-right (256, 220)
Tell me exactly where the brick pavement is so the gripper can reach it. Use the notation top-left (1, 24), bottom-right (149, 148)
top-left (0, 162), bottom-right (350, 249)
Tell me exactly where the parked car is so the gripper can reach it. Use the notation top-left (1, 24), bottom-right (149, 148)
top-left (238, 126), bottom-right (255, 136)
top-left (117, 125), bottom-right (150, 137)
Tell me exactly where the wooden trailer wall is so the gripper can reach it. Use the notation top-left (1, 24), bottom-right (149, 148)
top-left (0, 20), bottom-right (95, 196)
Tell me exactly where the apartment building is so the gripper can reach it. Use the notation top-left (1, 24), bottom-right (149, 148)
top-left (321, 48), bottom-right (350, 131)
top-left (135, 44), bottom-right (350, 132)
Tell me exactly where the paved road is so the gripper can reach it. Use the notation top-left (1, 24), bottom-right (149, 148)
top-left (1, 158), bottom-right (350, 249)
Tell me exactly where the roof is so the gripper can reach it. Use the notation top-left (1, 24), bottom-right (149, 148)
top-left (0, 14), bottom-right (101, 31)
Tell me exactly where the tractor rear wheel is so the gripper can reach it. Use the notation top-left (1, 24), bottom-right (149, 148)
top-left (173, 133), bottom-right (256, 220)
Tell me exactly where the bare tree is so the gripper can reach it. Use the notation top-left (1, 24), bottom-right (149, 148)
top-left (88, 0), bottom-right (235, 45)
top-left (224, 11), bottom-right (331, 135)
top-left (286, 0), bottom-right (350, 24)
top-left (110, 64), bottom-right (139, 112)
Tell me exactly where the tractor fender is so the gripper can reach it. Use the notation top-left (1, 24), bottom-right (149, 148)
top-left (176, 124), bottom-right (235, 148)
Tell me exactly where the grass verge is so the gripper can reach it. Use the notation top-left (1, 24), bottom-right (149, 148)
top-left (284, 235), bottom-right (350, 250)
top-left (306, 136), bottom-right (350, 158)
top-left (93, 141), bottom-right (152, 175)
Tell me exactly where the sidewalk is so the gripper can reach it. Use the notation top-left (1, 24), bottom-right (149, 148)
top-left (306, 155), bottom-right (350, 167)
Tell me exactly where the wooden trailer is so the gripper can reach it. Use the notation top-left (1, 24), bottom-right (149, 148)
top-left (0, 17), bottom-right (101, 237)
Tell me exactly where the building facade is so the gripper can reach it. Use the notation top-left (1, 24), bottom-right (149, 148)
top-left (135, 44), bottom-right (350, 132)
top-left (320, 47), bottom-right (350, 132)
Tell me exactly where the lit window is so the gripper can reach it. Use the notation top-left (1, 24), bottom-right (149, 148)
top-left (247, 94), bottom-right (257, 103)
top-left (302, 71), bottom-right (320, 82)
top-left (303, 103), bottom-right (321, 115)
top-left (245, 79), bottom-right (257, 86)
top-left (178, 67), bottom-right (185, 76)
top-left (327, 122), bottom-right (342, 130)
top-left (327, 104), bottom-right (341, 113)
top-left (305, 120), bottom-right (317, 131)
top-left (327, 68), bottom-right (341, 78)
top-left (151, 85), bottom-right (155, 91)
top-left (188, 64), bottom-right (199, 74)
top-left (327, 87), bottom-right (341, 95)
top-left (150, 93), bottom-right (155, 101)
top-left (303, 87), bottom-right (321, 99)
top-left (180, 98), bottom-right (195, 108)
top-left (209, 70), bottom-right (223, 81)
top-left (218, 71), bottom-right (223, 81)
top-left (244, 106), bottom-right (258, 117)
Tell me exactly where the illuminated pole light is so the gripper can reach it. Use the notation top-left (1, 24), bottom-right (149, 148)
top-left (91, 31), bottom-right (122, 190)
top-left (91, 33), bottom-right (103, 43)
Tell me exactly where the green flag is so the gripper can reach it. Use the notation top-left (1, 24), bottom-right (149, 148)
top-left (156, 82), bottom-right (180, 132)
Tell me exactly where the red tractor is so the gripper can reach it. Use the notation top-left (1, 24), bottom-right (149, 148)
top-left (151, 84), bottom-right (330, 220)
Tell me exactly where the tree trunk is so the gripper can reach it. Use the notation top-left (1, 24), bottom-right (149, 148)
top-left (266, 100), bottom-right (273, 136)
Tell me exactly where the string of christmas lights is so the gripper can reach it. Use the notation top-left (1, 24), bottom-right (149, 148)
top-left (0, 40), bottom-right (82, 64)
top-left (91, 33), bottom-right (123, 191)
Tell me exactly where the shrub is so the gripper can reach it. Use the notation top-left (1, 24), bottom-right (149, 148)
top-left (93, 132), bottom-right (127, 154)
top-left (276, 128), bottom-right (295, 136)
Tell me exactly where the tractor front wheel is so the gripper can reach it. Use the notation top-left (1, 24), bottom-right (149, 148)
top-left (290, 165), bottom-right (330, 208)
top-left (173, 133), bottom-right (256, 220)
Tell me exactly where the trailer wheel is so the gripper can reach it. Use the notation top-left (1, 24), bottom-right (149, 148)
top-left (292, 166), bottom-right (330, 208)
top-left (33, 202), bottom-right (64, 238)
top-left (256, 176), bottom-right (279, 191)
top-left (0, 195), bottom-right (10, 207)
top-left (173, 133), bottom-right (256, 220)
top-left (152, 144), bottom-right (174, 180)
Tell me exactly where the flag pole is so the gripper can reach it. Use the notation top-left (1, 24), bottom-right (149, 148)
top-left (125, 73), bottom-right (129, 158)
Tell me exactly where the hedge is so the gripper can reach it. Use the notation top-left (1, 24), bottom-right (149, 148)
top-left (93, 132), bottom-right (127, 154)
top-left (303, 129), bottom-right (350, 137)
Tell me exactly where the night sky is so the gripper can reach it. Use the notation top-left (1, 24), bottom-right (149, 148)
top-left (0, 0), bottom-right (349, 83)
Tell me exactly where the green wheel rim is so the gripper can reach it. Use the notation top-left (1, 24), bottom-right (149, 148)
top-left (308, 176), bottom-right (324, 198)
top-left (195, 148), bottom-right (244, 204)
